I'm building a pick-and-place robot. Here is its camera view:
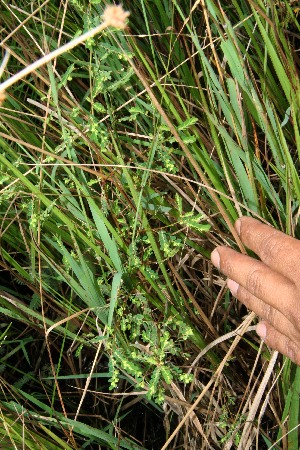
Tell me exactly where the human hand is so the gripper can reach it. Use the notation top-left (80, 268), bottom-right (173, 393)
top-left (211, 216), bottom-right (300, 365)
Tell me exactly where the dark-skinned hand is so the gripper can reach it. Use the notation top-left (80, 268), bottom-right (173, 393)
top-left (211, 216), bottom-right (300, 365)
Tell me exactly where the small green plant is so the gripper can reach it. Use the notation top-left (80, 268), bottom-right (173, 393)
top-left (218, 392), bottom-right (245, 446)
top-left (0, 0), bottom-right (299, 448)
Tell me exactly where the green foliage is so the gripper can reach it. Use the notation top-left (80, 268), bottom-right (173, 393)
top-left (0, 0), bottom-right (299, 447)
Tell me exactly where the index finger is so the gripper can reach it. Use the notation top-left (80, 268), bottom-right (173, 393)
top-left (237, 216), bottom-right (300, 281)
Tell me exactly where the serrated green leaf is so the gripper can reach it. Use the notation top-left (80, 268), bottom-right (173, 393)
top-left (182, 135), bottom-right (196, 144)
top-left (161, 366), bottom-right (172, 384)
top-left (178, 117), bottom-right (198, 131)
top-left (179, 214), bottom-right (211, 232)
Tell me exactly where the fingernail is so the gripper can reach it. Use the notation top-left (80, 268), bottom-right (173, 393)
top-left (235, 219), bottom-right (241, 235)
top-left (256, 322), bottom-right (267, 340)
top-left (227, 279), bottom-right (239, 296)
top-left (211, 249), bottom-right (220, 269)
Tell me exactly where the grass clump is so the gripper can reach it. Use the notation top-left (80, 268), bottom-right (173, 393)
top-left (0, 0), bottom-right (299, 448)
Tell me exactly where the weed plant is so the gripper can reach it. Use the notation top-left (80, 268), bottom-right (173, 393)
top-left (0, 0), bottom-right (299, 448)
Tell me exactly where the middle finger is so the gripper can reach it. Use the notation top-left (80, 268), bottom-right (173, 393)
top-left (215, 247), bottom-right (297, 322)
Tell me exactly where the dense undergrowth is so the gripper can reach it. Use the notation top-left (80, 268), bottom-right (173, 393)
top-left (0, 0), bottom-right (299, 448)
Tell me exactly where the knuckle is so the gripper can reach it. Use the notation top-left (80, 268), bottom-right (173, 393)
top-left (291, 306), bottom-right (300, 334)
top-left (261, 303), bottom-right (276, 324)
top-left (262, 304), bottom-right (273, 322)
top-left (259, 232), bottom-right (280, 262)
top-left (293, 346), bottom-right (300, 366)
top-left (245, 268), bottom-right (265, 297)
top-left (284, 339), bottom-right (298, 363)
top-left (221, 258), bottom-right (235, 278)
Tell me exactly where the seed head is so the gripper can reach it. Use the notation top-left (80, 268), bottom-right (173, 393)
top-left (102, 5), bottom-right (130, 29)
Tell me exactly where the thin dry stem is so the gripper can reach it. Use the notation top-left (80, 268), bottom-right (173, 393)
top-left (237, 350), bottom-right (279, 449)
top-left (0, 0), bottom-right (50, 46)
top-left (161, 312), bottom-right (256, 449)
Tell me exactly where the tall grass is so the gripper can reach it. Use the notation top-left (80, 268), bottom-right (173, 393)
top-left (0, 0), bottom-right (299, 448)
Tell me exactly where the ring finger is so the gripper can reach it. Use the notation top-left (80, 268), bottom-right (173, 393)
top-left (227, 279), bottom-right (300, 343)
top-left (213, 247), bottom-right (298, 323)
